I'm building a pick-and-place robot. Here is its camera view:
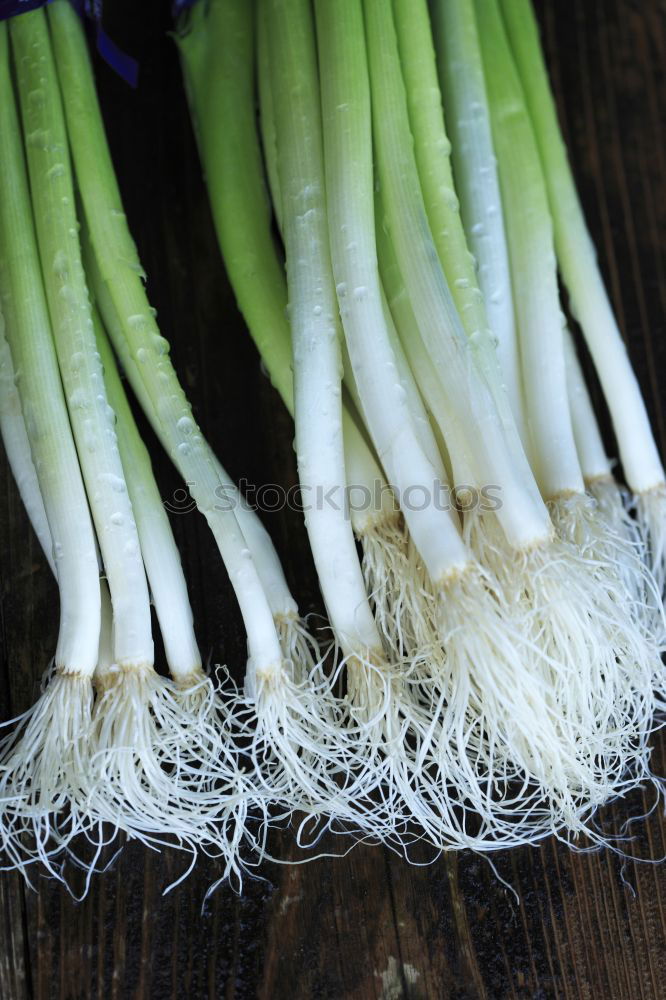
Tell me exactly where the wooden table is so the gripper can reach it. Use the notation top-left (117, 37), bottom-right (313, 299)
top-left (1, 1), bottom-right (664, 996)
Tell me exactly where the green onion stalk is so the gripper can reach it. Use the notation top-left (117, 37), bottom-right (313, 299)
top-left (475, 0), bottom-right (660, 633)
top-left (431, 0), bottom-right (658, 646)
top-left (0, 301), bottom-right (133, 884)
top-left (366, 0), bottom-right (658, 841)
top-left (479, 0), bottom-right (658, 821)
top-left (177, 0), bottom-right (459, 847)
top-left (0, 18), bottom-right (101, 879)
top-left (262, 0), bottom-right (417, 843)
top-left (562, 330), bottom-right (665, 688)
top-left (89, 312), bottom-right (254, 881)
top-left (253, 0), bottom-right (423, 666)
top-left (9, 2), bottom-right (246, 862)
top-left (396, 0), bottom-right (528, 460)
top-left (429, 0), bottom-right (529, 456)
top-left (0, 310), bottom-right (56, 578)
top-left (500, 0), bottom-right (666, 596)
top-left (87, 246), bottom-right (381, 852)
top-left (316, 0), bottom-right (560, 850)
top-left (48, 0), bottom-right (395, 850)
top-left (499, 0), bottom-right (665, 700)
top-left (48, 0), bottom-right (281, 711)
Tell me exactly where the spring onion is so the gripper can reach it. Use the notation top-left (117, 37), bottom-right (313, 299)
top-left (85, 243), bottom-right (367, 848)
top-left (89, 309), bottom-right (252, 872)
top-left (0, 18), bottom-right (100, 876)
top-left (254, 1), bottom-right (415, 664)
top-left (0, 0), bottom-right (660, 882)
top-left (0, 312), bottom-right (56, 577)
top-left (396, 0), bottom-right (527, 452)
top-left (368, 0), bottom-right (658, 837)
top-left (500, 0), bottom-right (666, 592)
top-left (48, 0), bottom-right (285, 712)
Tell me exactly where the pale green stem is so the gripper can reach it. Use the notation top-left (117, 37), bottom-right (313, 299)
top-left (177, 0), bottom-right (394, 538)
top-left (256, 0), bottom-right (284, 237)
top-left (376, 197), bottom-right (478, 488)
top-left (315, 0), bottom-right (467, 583)
top-left (94, 312), bottom-right (202, 681)
top-left (362, 0), bottom-right (549, 549)
top-left (48, 0), bottom-right (282, 683)
top-left (563, 331), bottom-right (612, 483)
top-left (85, 241), bottom-right (299, 623)
top-left (264, 0), bottom-right (383, 657)
top-left (430, 0), bottom-right (526, 443)
top-left (395, 0), bottom-right (527, 444)
top-left (0, 309), bottom-right (56, 576)
top-left (0, 20), bottom-right (99, 676)
top-left (473, 0), bottom-right (584, 500)
top-left (12, 9), bottom-right (152, 670)
top-left (500, 0), bottom-right (664, 496)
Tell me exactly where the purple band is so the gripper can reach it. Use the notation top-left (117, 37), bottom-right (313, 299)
top-left (0, 0), bottom-right (52, 20)
top-left (72, 0), bottom-right (138, 87)
top-left (172, 0), bottom-right (200, 19)
top-left (96, 20), bottom-right (137, 87)
top-left (1, 0), bottom-right (138, 87)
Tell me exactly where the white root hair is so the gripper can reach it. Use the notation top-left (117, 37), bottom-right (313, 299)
top-left (275, 611), bottom-right (322, 685)
top-left (338, 573), bottom-right (560, 855)
top-left (635, 483), bottom-right (666, 598)
top-left (86, 665), bottom-right (251, 884)
top-left (346, 528), bottom-right (601, 853)
top-left (551, 491), bottom-right (665, 713)
top-left (633, 484), bottom-right (666, 711)
top-left (341, 652), bottom-right (429, 849)
top-left (0, 670), bottom-right (95, 882)
top-left (357, 512), bottom-right (432, 659)
top-left (467, 503), bottom-right (658, 839)
top-left (221, 644), bottom-right (402, 858)
top-left (408, 564), bottom-right (585, 849)
top-left (588, 478), bottom-right (665, 650)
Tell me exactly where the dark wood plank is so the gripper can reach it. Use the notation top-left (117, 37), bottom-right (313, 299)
top-left (0, 0), bottom-right (664, 997)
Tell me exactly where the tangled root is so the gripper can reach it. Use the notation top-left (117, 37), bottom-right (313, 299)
top-left (0, 670), bottom-right (95, 882)
top-left (88, 665), bottom-right (250, 883)
top-left (467, 506), bottom-right (658, 839)
top-left (635, 483), bottom-right (666, 598)
top-left (358, 513), bottom-right (433, 659)
top-left (552, 491), bottom-right (665, 711)
top-left (275, 611), bottom-right (322, 685)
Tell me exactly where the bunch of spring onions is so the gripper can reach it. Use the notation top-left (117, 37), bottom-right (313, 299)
top-left (0, 0), bottom-right (662, 893)
top-left (0, 0), bottom-right (279, 887)
top-left (178, 0), bottom-right (665, 853)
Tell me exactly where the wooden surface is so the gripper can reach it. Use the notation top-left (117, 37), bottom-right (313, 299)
top-left (1, 1), bottom-right (665, 997)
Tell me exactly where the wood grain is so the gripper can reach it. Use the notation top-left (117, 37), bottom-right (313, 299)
top-left (0, 1), bottom-right (664, 997)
